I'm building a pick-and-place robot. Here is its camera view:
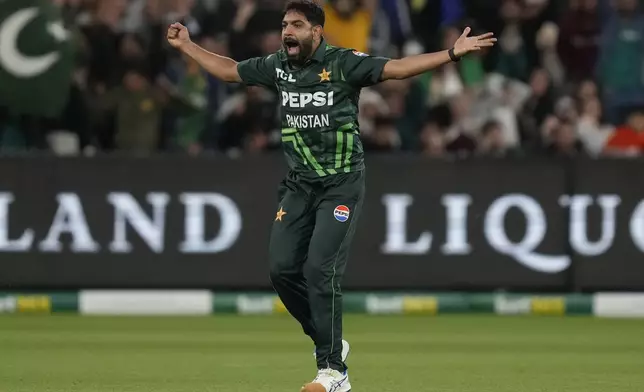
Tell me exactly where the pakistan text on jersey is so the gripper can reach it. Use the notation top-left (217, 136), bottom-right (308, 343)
top-left (286, 114), bottom-right (330, 128)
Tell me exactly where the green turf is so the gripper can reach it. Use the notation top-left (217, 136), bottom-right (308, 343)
top-left (1, 315), bottom-right (643, 392)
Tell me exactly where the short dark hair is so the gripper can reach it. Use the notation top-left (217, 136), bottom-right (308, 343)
top-left (283, 0), bottom-right (325, 27)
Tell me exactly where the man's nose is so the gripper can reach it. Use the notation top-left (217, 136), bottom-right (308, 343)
top-left (283, 25), bottom-right (296, 36)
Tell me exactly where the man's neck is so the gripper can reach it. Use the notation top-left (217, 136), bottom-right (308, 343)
top-left (311, 39), bottom-right (322, 54)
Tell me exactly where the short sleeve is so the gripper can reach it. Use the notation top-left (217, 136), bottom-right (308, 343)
top-left (236, 55), bottom-right (276, 89)
top-left (341, 50), bottom-right (390, 88)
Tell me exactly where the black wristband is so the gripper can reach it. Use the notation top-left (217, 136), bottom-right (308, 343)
top-left (448, 47), bottom-right (461, 62)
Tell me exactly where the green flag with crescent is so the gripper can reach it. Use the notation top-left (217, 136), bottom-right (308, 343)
top-left (0, 0), bottom-right (74, 117)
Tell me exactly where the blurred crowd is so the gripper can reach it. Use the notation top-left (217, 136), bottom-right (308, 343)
top-left (1, 0), bottom-right (644, 158)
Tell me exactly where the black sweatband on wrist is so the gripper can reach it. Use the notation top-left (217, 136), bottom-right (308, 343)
top-left (448, 47), bottom-right (461, 62)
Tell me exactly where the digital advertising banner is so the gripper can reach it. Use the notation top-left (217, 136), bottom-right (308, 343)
top-left (0, 155), bottom-right (643, 291)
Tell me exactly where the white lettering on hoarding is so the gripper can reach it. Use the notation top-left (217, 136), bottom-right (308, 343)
top-left (0, 192), bottom-right (242, 254)
top-left (381, 193), bottom-right (642, 274)
top-left (0, 193), bottom-right (33, 251)
top-left (39, 193), bottom-right (99, 253)
top-left (179, 193), bottom-right (242, 253)
top-left (381, 194), bottom-right (432, 255)
top-left (108, 192), bottom-right (170, 253)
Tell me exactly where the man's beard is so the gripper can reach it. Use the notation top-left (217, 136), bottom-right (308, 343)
top-left (283, 36), bottom-right (314, 65)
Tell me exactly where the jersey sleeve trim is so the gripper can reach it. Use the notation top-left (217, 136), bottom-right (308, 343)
top-left (340, 49), bottom-right (391, 88)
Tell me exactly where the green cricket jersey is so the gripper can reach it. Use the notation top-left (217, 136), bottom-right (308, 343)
top-left (237, 40), bottom-right (390, 178)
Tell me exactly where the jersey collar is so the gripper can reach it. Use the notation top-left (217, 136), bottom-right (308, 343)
top-left (311, 38), bottom-right (327, 63)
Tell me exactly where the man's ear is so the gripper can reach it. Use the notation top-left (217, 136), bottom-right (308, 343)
top-left (313, 25), bottom-right (323, 40)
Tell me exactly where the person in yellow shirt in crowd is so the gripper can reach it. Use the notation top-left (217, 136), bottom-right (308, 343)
top-left (322, 0), bottom-right (376, 53)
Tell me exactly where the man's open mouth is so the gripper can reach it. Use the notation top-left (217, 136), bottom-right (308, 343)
top-left (283, 38), bottom-right (300, 56)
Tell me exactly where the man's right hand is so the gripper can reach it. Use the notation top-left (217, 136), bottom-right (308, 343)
top-left (165, 22), bottom-right (242, 83)
top-left (167, 22), bottom-right (191, 50)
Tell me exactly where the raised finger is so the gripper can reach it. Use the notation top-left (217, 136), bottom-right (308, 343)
top-left (476, 32), bottom-right (495, 40)
top-left (478, 37), bottom-right (497, 44)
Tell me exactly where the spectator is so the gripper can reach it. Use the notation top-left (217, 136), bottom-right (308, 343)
top-left (409, 0), bottom-right (444, 53)
top-left (576, 97), bottom-right (613, 156)
top-left (357, 88), bottom-right (389, 138)
top-left (228, 0), bottom-right (263, 60)
top-left (216, 86), bottom-right (279, 155)
top-left (324, 0), bottom-right (376, 53)
top-left (477, 120), bottom-right (516, 157)
top-left (443, 93), bottom-right (479, 158)
top-left (519, 68), bottom-right (555, 146)
top-left (489, 79), bottom-right (523, 149)
top-left (378, 79), bottom-right (424, 150)
top-left (554, 95), bottom-right (580, 124)
top-left (82, 0), bottom-right (128, 91)
top-left (536, 21), bottom-right (565, 88)
top-left (99, 65), bottom-right (167, 154)
top-left (163, 53), bottom-right (209, 156)
top-left (198, 36), bottom-right (235, 151)
top-left (362, 116), bottom-right (401, 151)
top-left (224, 0), bottom-right (286, 60)
top-left (370, 0), bottom-right (413, 56)
top-left (597, 0), bottom-right (644, 124)
top-left (576, 79), bottom-right (600, 106)
top-left (261, 31), bottom-right (283, 55)
top-left (116, 33), bottom-right (150, 81)
top-left (603, 109), bottom-right (644, 156)
top-left (495, 0), bottom-right (530, 81)
top-left (54, 63), bottom-right (93, 154)
top-left (546, 119), bottom-right (584, 157)
top-left (419, 120), bottom-right (446, 157)
top-left (139, 0), bottom-right (173, 79)
top-left (557, 0), bottom-right (602, 83)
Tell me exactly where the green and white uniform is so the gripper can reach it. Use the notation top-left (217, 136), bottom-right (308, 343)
top-left (237, 40), bottom-right (389, 373)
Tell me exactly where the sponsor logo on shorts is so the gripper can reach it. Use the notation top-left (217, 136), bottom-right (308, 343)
top-left (334, 205), bottom-right (350, 222)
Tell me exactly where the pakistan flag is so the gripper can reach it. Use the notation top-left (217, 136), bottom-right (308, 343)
top-left (0, 0), bottom-right (74, 117)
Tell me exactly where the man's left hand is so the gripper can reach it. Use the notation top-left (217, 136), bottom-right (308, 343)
top-left (453, 27), bottom-right (497, 57)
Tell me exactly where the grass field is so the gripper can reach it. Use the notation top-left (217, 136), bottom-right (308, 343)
top-left (1, 315), bottom-right (643, 392)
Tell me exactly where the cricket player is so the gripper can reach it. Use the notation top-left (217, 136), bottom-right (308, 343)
top-left (167, 2), bottom-right (495, 391)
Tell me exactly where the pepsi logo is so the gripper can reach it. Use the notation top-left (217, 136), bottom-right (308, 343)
top-left (333, 205), bottom-right (350, 222)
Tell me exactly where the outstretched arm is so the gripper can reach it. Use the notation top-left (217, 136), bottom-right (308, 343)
top-left (381, 28), bottom-right (496, 80)
top-left (167, 23), bottom-right (241, 83)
